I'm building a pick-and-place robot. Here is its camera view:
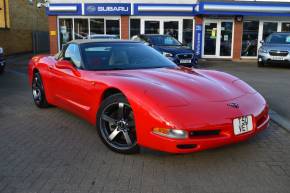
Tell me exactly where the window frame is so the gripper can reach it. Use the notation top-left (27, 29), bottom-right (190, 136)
top-left (57, 16), bottom-right (121, 52)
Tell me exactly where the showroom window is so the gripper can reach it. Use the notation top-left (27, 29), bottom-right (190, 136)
top-left (130, 19), bottom-right (141, 38)
top-left (106, 20), bottom-right (120, 36)
top-left (90, 19), bottom-right (105, 35)
top-left (282, 22), bottom-right (290, 32)
top-left (145, 21), bottom-right (160, 34)
top-left (164, 21), bottom-right (179, 39)
top-left (74, 19), bottom-right (89, 39)
top-left (59, 19), bottom-right (73, 49)
top-left (182, 19), bottom-right (193, 48)
top-left (241, 21), bottom-right (259, 57)
top-left (262, 22), bottom-right (278, 40)
top-left (58, 17), bottom-right (120, 50)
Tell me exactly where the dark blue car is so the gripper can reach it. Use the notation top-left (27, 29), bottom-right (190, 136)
top-left (132, 34), bottom-right (198, 68)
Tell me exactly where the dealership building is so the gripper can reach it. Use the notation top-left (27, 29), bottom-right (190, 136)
top-left (47, 0), bottom-right (290, 60)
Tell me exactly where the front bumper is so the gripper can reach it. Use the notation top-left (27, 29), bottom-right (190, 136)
top-left (137, 93), bottom-right (269, 154)
top-left (258, 52), bottom-right (290, 64)
top-left (146, 110), bottom-right (269, 153)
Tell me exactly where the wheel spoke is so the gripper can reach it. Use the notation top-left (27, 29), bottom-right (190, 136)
top-left (108, 128), bottom-right (120, 141)
top-left (101, 113), bottom-right (116, 124)
top-left (117, 103), bottom-right (124, 119)
top-left (122, 131), bottom-right (132, 145)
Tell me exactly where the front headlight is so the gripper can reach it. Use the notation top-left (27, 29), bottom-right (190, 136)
top-left (0, 47), bottom-right (3, 54)
top-left (258, 47), bottom-right (267, 54)
top-left (152, 128), bottom-right (188, 139)
top-left (162, 52), bottom-right (173, 57)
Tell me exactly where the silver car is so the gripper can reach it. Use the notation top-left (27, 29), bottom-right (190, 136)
top-left (258, 32), bottom-right (290, 67)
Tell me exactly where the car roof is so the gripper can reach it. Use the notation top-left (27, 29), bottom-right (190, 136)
top-left (141, 34), bottom-right (171, 37)
top-left (270, 32), bottom-right (290, 35)
top-left (69, 39), bottom-right (139, 45)
top-left (90, 34), bottom-right (118, 37)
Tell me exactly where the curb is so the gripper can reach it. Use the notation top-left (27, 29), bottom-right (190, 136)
top-left (269, 110), bottom-right (290, 132)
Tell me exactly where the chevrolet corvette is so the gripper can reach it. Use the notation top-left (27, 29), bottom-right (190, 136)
top-left (28, 40), bottom-right (269, 154)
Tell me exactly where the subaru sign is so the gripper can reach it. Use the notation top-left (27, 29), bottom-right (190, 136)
top-left (194, 24), bottom-right (203, 58)
top-left (85, 3), bottom-right (131, 15)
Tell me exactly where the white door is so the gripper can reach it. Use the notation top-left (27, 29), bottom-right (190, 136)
top-left (202, 20), bottom-right (234, 58)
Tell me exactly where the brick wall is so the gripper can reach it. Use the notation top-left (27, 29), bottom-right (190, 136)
top-left (233, 18), bottom-right (243, 61)
top-left (121, 16), bottom-right (129, 40)
top-left (0, 0), bottom-right (48, 55)
top-left (195, 15), bottom-right (203, 25)
top-left (48, 16), bottom-right (58, 55)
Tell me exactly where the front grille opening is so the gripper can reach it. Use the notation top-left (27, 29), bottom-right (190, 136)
top-left (177, 144), bottom-right (197, 149)
top-left (189, 130), bottom-right (220, 137)
top-left (269, 50), bottom-right (289, 57)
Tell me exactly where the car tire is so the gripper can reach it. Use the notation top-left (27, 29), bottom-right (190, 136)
top-left (258, 61), bottom-right (265, 67)
top-left (0, 65), bottom-right (4, 74)
top-left (96, 93), bottom-right (140, 154)
top-left (32, 72), bottom-right (50, 108)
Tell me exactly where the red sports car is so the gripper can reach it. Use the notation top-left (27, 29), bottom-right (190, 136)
top-left (28, 40), bottom-right (269, 154)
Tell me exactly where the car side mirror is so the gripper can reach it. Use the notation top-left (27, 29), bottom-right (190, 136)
top-left (56, 59), bottom-right (81, 77)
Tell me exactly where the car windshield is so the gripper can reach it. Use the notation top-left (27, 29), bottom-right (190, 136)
top-left (147, 36), bottom-right (182, 46)
top-left (265, 33), bottom-right (290, 44)
top-left (80, 42), bottom-right (177, 71)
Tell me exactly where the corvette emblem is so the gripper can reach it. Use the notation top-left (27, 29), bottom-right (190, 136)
top-left (227, 103), bottom-right (239, 109)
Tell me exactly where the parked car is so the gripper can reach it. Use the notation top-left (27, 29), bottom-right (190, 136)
top-left (28, 40), bottom-right (269, 154)
top-left (89, 34), bottom-right (119, 40)
top-left (258, 32), bottom-right (290, 67)
top-left (132, 34), bottom-right (198, 68)
top-left (0, 47), bottom-right (5, 73)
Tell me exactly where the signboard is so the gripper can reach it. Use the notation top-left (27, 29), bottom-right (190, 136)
top-left (85, 3), bottom-right (131, 15)
top-left (194, 24), bottom-right (203, 58)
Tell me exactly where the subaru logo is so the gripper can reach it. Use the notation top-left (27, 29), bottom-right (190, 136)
top-left (86, 5), bottom-right (97, 12)
top-left (227, 103), bottom-right (239, 109)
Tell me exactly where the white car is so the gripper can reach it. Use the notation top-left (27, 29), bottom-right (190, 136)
top-left (0, 47), bottom-right (5, 73)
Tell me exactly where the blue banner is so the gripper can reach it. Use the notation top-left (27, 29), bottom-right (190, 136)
top-left (85, 3), bottom-right (131, 15)
top-left (194, 24), bottom-right (203, 58)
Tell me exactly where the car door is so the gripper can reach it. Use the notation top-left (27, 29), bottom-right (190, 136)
top-left (50, 44), bottom-right (94, 118)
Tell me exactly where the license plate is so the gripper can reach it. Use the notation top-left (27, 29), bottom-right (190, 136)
top-left (271, 56), bottom-right (284, 61)
top-left (180, 59), bottom-right (191, 64)
top-left (233, 115), bottom-right (253, 135)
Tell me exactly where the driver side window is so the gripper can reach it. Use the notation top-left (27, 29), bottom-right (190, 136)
top-left (64, 44), bottom-right (82, 68)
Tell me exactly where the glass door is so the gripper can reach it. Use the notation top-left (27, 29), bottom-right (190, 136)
top-left (220, 22), bottom-right (233, 56)
top-left (203, 20), bottom-right (233, 58)
top-left (204, 22), bottom-right (217, 56)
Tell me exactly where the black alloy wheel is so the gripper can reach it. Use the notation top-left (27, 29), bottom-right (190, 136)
top-left (97, 93), bottom-right (139, 154)
top-left (32, 72), bottom-right (50, 108)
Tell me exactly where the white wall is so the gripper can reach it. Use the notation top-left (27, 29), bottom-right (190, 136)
top-left (49, 0), bottom-right (198, 4)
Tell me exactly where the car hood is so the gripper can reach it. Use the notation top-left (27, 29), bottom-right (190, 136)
top-left (153, 45), bottom-right (193, 55)
top-left (95, 68), bottom-right (255, 107)
top-left (262, 43), bottom-right (290, 51)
